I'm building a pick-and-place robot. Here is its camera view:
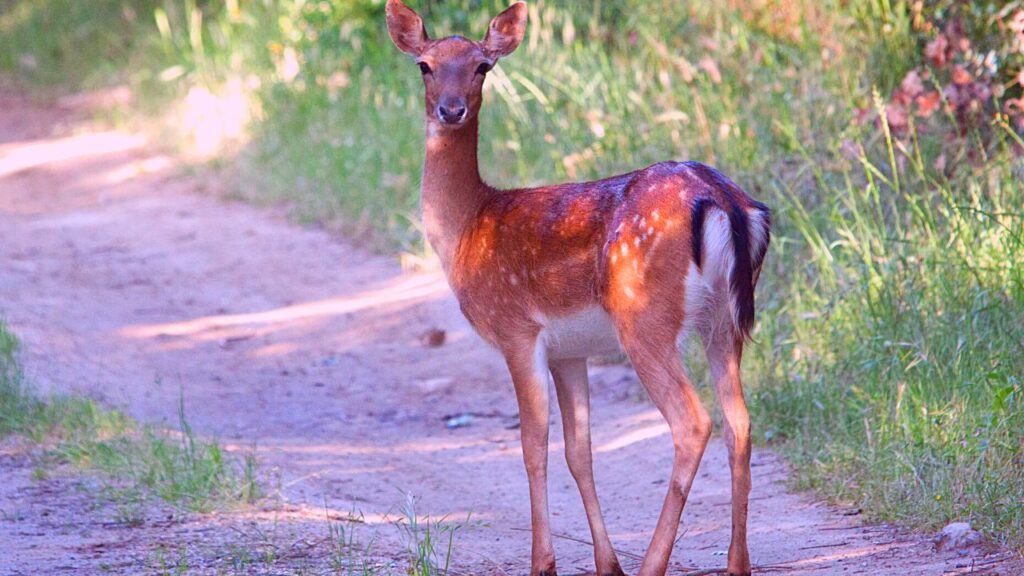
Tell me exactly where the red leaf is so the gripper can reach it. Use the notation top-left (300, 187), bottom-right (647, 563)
top-left (951, 65), bottom-right (971, 86)
top-left (925, 36), bottom-right (949, 68)
top-left (916, 91), bottom-right (942, 118)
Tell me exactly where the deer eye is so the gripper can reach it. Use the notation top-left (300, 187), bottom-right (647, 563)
top-left (417, 62), bottom-right (432, 75)
top-left (475, 62), bottom-right (493, 76)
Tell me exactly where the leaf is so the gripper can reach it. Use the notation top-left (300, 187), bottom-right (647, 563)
top-left (915, 91), bottom-right (942, 118)
top-left (993, 385), bottom-right (1016, 412)
top-left (951, 65), bottom-right (972, 86)
top-left (925, 36), bottom-right (948, 67)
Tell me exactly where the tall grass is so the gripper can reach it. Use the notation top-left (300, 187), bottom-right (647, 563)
top-left (748, 106), bottom-right (1024, 547)
top-left (244, 0), bottom-right (858, 248)
top-left (0, 320), bottom-right (30, 434)
top-left (1, 0), bottom-right (1022, 551)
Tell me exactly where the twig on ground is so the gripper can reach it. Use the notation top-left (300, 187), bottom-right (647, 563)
top-left (798, 541), bottom-right (849, 550)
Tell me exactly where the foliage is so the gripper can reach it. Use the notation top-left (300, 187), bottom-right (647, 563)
top-left (874, 1), bottom-right (1024, 159)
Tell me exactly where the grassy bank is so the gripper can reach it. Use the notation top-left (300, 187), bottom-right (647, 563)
top-left (2, 0), bottom-right (1022, 551)
top-left (0, 321), bottom-right (258, 518)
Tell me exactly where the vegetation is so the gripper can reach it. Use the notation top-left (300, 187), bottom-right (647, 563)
top-left (5, 320), bottom-right (463, 573)
top-left (144, 496), bottom-right (470, 575)
top-left (2, 0), bottom-right (1022, 553)
top-left (0, 321), bottom-right (258, 517)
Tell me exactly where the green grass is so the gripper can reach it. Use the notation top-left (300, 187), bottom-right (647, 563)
top-left (0, 321), bottom-right (259, 516)
top-left (1, 0), bottom-right (1022, 554)
top-left (143, 496), bottom-right (470, 575)
top-left (746, 103), bottom-right (1024, 548)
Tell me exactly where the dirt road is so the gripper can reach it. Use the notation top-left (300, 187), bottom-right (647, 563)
top-left (0, 83), bottom-right (1019, 575)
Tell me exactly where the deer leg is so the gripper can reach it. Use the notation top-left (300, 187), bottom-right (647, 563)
top-left (505, 340), bottom-right (557, 576)
top-left (702, 325), bottom-right (752, 576)
top-left (625, 342), bottom-right (712, 576)
top-left (550, 358), bottom-right (624, 576)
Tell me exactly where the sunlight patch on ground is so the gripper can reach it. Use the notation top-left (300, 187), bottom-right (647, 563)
top-left (235, 501), bottom-right (489, 528)
top-left (119, 273), bottom-right (450, 340)
top-left (262, 435), bottom-right (500, 458)
top-left (593, 407), bottom-right (671, 453)
top-left (0, 131), bottom-right (146, 179)
top-left (101, 155), bottom-right (172, 186)
top-left (596, 418), bottom-right (669, 453)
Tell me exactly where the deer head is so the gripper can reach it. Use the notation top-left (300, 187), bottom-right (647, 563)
top-left (385, 0), bottom-right (528, 129)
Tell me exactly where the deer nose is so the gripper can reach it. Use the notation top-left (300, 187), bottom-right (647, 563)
top-left (437, 103), bottom-right (467, 125)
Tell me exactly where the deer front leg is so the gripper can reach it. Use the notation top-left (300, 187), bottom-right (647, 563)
top-left (550, 358), bottom-right (624, 576)
top-left (505, 340), bottom-right (557, 576)
top-left (702, 329), bottom-right (752, 576)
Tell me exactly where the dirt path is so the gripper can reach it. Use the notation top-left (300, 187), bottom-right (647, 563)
top-left (0, 84), bottom-right (1020, 576)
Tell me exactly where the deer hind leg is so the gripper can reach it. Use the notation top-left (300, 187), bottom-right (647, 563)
top-left (617, 332), bottom-right (712, 576)
top-left (550, 358), bottom-right (625, 576)
top-left (700, 316), bottom-right (752, 576)
top-left (504, 337), bottom-right (557, 576)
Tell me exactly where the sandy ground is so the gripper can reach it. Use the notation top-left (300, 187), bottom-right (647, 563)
top-left (0, 83), bottom-right (1020, 576)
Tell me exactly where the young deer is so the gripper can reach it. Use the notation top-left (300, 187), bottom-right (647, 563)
top-left (386, 2), bottom-right (770, 575)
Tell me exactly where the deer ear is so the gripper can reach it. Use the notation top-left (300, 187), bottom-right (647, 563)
top-left (482, 2), bottom-right (528, 59)
top-left (386, 0), bottom-right (430, 57)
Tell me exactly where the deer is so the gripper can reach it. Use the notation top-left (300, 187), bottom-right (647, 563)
top-left (385, 2), bottom-right (771, 575)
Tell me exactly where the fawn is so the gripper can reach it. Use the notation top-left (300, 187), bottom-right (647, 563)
top-left (386, 2), bottom-right (771, 575)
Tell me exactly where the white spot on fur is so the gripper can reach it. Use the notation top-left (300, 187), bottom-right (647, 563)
top-left (620, 243), bottom-right (629, 256)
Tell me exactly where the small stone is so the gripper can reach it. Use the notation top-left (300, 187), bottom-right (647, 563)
top-left (933, 522), bottom-right (983, 552)
top-left (445, 414), bottom-right (473, 429)
top-left (419, 328), bottom-right (446, 347)
top-left (416, 377), bottom-right (452, 393)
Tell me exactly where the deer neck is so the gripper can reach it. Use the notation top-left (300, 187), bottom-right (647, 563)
top-left (421, 117), bottom-right (491, 274)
